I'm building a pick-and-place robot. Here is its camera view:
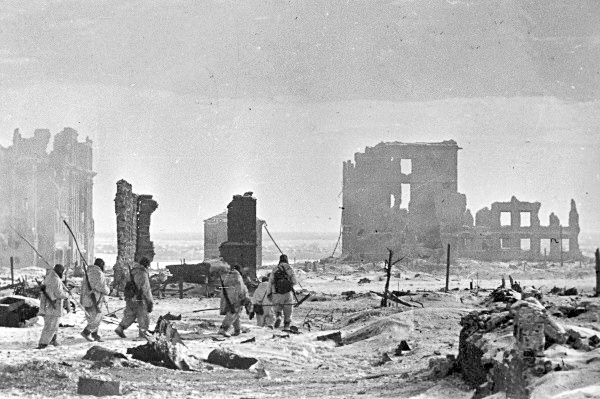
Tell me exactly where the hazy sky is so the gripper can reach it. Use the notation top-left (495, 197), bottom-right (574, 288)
top-left (0, 0), bottom-right (598, 236)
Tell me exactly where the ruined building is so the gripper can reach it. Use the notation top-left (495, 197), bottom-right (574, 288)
top-left (342, 141), bottom-right (466, 260)
top-left (452, 196), bottom-right (580, 262)
top-left (218, 193), bottom-right (263, 279)
top-left (342, 141), bottom-right (581, 262)
top-left (203, 211), bottom-right (263, 266)
top-left (114, 180), bottom-right (158, 269)
top-left (0, 128), bottom-right (95, 269)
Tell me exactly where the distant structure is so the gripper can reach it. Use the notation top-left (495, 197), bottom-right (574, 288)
top-left (0, 128), bottom-right (95, 269)
top-left (342, 141), bottom-right (581, 262)
top-left (342, 141), bottom-right (466, 260)
top-left (453, 197), bottom-right (581, 262)
top-left (203, 211), bottom-right (264, 266)
top-left (218, 193), bottom-right (264, 279)
top-left (114, 180), bottom-right (158, 268)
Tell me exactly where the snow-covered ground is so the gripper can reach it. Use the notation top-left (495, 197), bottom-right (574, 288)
top-left (0, 261), bottom-right (598, 398)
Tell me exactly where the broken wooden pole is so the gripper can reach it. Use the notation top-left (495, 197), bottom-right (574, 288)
top-left (445, 244), bottom-right (450, 293)
top-left (381, 249), bottom-right (393, 308)
top-left (179, 276), bottom-right (184, 299)
top-left (596, 248), bottom-right (600, 296)
top-left (10, 257), bottom-right (14, 285)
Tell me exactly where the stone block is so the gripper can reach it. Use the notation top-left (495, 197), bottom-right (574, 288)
top-left (77, 377), bottom-right (122, 396)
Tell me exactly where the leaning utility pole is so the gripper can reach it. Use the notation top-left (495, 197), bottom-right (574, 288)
top-left (595, 248), bottom-right (599, 297)
top-left (445, 244), bottom-right (451, 293)
top-left (559, 225), bottom-right (564, 268)
top-left (381, 250), bottom-right (393, 308)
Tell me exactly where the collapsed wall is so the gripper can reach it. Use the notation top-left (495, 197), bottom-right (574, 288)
top-left (457, 290), bottom-right (600, 398)
top-left (452, 196), bottom-right (582, 262)
top-left (114, 180), bottom-right (158, 270)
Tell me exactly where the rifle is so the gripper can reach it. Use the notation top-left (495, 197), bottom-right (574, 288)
top-left (219, 274), bottom-right (234, 313)
top-left (9, 226), bottom-right (90, 317)
top-left (63, 221), bottom-right (100, 313)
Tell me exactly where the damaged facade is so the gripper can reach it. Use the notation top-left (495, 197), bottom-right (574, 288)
top-left (452, 196), bottom-right (581, 262)
top-left (342, 141), bottom-right (581, 262)
top-left (342, 141), bottom-right (465, 260)
top-left (0, 128), bottom-right (95, 269)
top-left (114, 180), bottom-right (158, 269)
top-left (218, 193), bottom-right (263, 279)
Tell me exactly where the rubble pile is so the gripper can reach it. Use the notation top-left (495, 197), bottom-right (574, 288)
top-left (457, 293), bottom-right (600, 399)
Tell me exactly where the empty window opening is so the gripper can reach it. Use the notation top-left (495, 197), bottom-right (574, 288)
top-left (500, 212), bottom-right (512, 226)
top-left (501, 237), bottom-right (510, 249)
top-left (540, 239), bottom-right (551, 255)
top-left (400, 159), bottom-right (412, 174)
top-left (390, 194), bottom-right (396, 208)
top-left (561, 239), bottom-right (570, 252)
top-left (520, 212), bottom-right (531, 227)
top-left (520, 238), bottom-right (531, 251)
top-left (400, 184), bottom-right (411, 209)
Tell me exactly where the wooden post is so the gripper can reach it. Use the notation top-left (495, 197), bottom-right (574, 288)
top-left (381, 250), bottom-right (393, 308)
top-left (179, 276), bottom-right (184, 299)
top-left (10, 257), bottom-right (14, 285)
top-left (445, 244), bottom-right (450, 293)
top-left (595, 248), bottom-right (599, 297)
top-left (559, 225), bottom-right (563, 268)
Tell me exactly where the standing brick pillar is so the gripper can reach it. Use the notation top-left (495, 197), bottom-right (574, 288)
top-left (219, 193), bottom-right (257, 279)
top-left (115, 180), bottom-right (138, 267)
top-left (136, 195), bottom-right (158, 262)
top-left (114, 180), bottom-right (158, 271)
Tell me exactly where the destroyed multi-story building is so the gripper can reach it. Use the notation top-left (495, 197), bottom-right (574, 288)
top-left (114, 180), bottom-right (158, 268)
top-left (342, 141), bottom-right (581, 262)
top-left (453, 196), bottom-right (581, 262)
top-left (0, 128), bottom-right (96, 269)
top-left (218, 193), bottom-right (263, 279)
top-left (203, 211), bottom-right (264, 266)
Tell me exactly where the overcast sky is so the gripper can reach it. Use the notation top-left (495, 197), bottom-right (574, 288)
top-left (0, 0), bottom-right (598, 236)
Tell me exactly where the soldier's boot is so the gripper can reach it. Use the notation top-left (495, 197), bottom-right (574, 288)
top-left (218, 327), bottom-right (231, 338)
top-left (114, 325), bottom-right (126, 339)
top-left (274, 318), bottom-right (282, 328)
top-left (36, 344), bottom-right (48, 349)
top-left (81, 328), bottom-right (94, 342)
top-left (91, 332), bottom-right (104, 342)
top-left (50, 334), bottom-right (60, 347)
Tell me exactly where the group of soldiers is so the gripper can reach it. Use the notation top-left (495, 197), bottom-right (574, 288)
top-left (36, 253), bottom-right (297, 348)
top-left (218, 254), bottom-right (298, 336)
top-left (37, 257), bottom-right (154, 349)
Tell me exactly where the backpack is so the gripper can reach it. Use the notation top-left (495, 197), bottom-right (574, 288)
top-left (123, 280), bottom-right (138, 300)
top-left (274, 266), bottom-right (293, 294)
top-left (123, 266), bottom-right (140, 300)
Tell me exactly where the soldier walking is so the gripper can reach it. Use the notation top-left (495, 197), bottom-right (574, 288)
top-left (114, 257), bottom-right (154, 339)
top-left (80, 258), bottom-right (110, 342)
top-left (37, 264), bottom-right (69, 349)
